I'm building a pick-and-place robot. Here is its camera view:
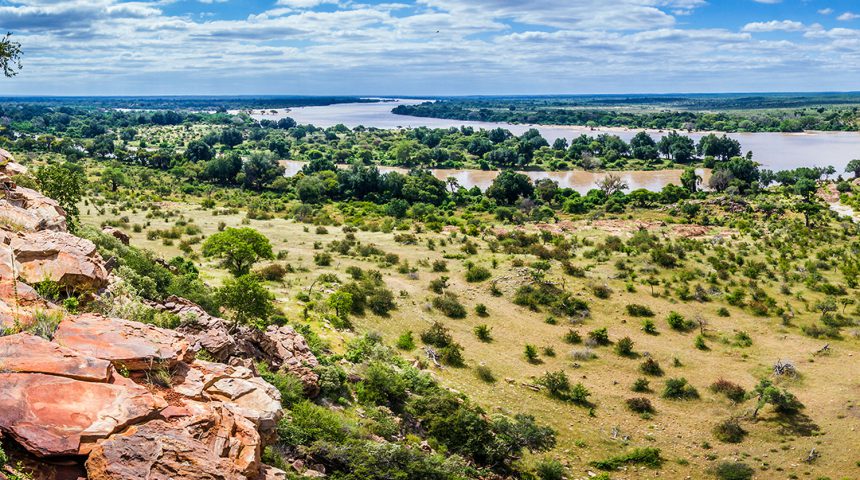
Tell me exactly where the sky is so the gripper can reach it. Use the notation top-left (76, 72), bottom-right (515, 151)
top-left (0, 0), bottom-right (859, 96)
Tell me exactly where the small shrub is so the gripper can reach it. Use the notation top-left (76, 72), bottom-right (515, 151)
top-left (712, 417), bottom-right (747, 443)
top-left (713, 461), bottom-right (754, 480)
top-left (421, 321), bottom-right (453, 347)
top-left (632, 378), bottom-right (650, 392)
top-left (626, 303), bottom-right (654, 317)
top-left (563, 329), bottom-right (582, 344)
top-left (640, 358), bottom-right (664, 376)
top-left (524, 344), bottom-right (540, 363)
top-left (592, 284), bottom-right (612, 299)
top-left (710, 379), bottom-right (746, 403)
top-left (591, 448), bottom-right (664, 470)
top-left (615, 336), bottom-right (635, 357)
top-left (642, 318), bottom-right (658, 334)
top-left (717, 307), bottom-right (730, 317)
top-left (395, 331), bottom-right (416, 351)
top-left (694, 334), bottom-right (708, 350)
top-left (587, 327), bottom-right (610, 346)
top-left (439, 343), bottom-right (465, 367)
top-left (475, 303), bottom-right (489, 317)
top-left (666, 311), bottom-right (695, 331)
top-left (535, 457), bottom-right (565, 480)
top-left (474, 324), bottom-right (493, 342)
top-left (571, 348), bottom-right (597, 361)
top-left (663, 378), bottom-right (699, 400)
top-left (432, 293), bottom-right (467, 319)
top-left (431, 260), bottom-right (448, 272)
top-left (465, 265), bottom-right (492, 282)
top-left (314, 252), bottom-right (333, 266)
top-left (626, 397), bottom-right (654, 414)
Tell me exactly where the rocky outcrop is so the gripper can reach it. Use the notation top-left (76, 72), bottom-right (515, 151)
top-left (0, 372), bottom-right (166, 457)
top-left (11, 230), bottom-right (108, 291)
top-left (157, 296), bottom-right (320, 397)
top-left (101, 226), bottom-right (129, 245)
top-left (53, 313), bottom-right (193, 371)
top-left (0, 150), bottom-right (292, 479)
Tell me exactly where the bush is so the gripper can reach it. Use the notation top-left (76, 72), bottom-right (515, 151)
top-left (666, 311), bottom-right (695, 331)
top-left (626, 397), bottom-right (654, 414)
top-left (277, 400), bottom-right (347, 446)
top-left (537, 370), bottom-right (570, 399)
top-left (535, 458), bottom-right (565, 480)
top-left (257, 362), bottom-right (305, 407)
top-left (592, 284), bottom-right (612, 299)
top-left (615, 336), bottom-right (635, 357)
top-left (662, 378), bottom-right (699, 400)
top-left (626, 303), bottom-right (655, 317)
top-left (357, 362), bottom-right (408, 407)
top-left (524, 344), bottom-right (540, 363)
top-left (642, 319), bottom-right (658, 334)
top-left (632, 378), bottom-right (650, 392)
top-left (314, 252), bottom-right (333, 266)
top-left (587, 327), bottom-right (610, 346)
top-left (465, 265), bottom-right (492, 283)
top-left (431, 260), bottom-right (448, 272)
top-left (396, 331), bottom-right (416, 351)
top-left (639, 358), bottom-right (663, 376)
top-left (368, 288), bottom-right (396, 315)
top-left (713, 461), bottom-right (754, 480)
top-left (440, 343), bottom-right (465, 367)
top-left (474, 324), bottom-right (493, 342)
top-left (712, 417), bottom-right (747, 443)
top-left (421, 321), bottom-right (453, 347)
top-left (591, 448), bottom-right (663, 470)
top-left (563, 329), bottom-right (582, 344)
top-left (433, 293), bottom-right (467, 319)
top-left (475, 303), bottom-right (489, 317)
top-left (710, 379), bottom-right (746, 403)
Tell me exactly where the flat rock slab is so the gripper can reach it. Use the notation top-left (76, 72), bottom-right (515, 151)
top-left (86, 420), bottom-right (245, 480)
top-left (0, 333), bottom-right (112, 382)
top-left (0, 373), bottom-right (165, 457)
top-left (53, 313), bottom-right (192, 371)
top-left (10, 230), bottom-right (106, 290)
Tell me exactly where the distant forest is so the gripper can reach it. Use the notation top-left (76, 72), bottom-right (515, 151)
top-left (393, 94), bottom-right (860, 133)
top-left (0, 96), bottom-right (375, 111)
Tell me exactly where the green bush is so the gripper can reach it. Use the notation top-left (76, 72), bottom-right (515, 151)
top-left (626, 397), bottom-right (654, 414)
top-left (666, 311), bottom-right (695, 331)
top-left (712, 417), bottom-right (747, 443)
top-left (626, 304), bottom-right (655, 317)
top-left (615, 336), bottom-right (635, 356)
top-left (563, 329), bottom-right (582, 344)
top-left (535, 458), bottom-right (565, 480)
top-left (432, 293), bottom-right (467, 319)
top-left (710, 379), bottom-right (746, 403)
top-left (277, 400), bottom-right (348, 446)
top-left (591, 447), bottom-right (664, 470)
top-left (465, 265), bottom-right (492, 282)
top-left (713, 461), bottom-right (754, 480)
top-left (356, 362), bottom-right (409, 408)
top-left (257, 362), bottom-right (305, 407)
top-left (474, 324), bottom-right (493, 342)
top-left (587, 327), bottom-right (610, 346)
top-left (476, 365), bottom-right (496, 383)
top-left (662, 378), bottom-right (699, 400)
top-left (396, 331), bottom-right (416, 350)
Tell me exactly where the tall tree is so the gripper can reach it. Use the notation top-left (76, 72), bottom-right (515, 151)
top-left (0, 33), bottom-right (22, 77)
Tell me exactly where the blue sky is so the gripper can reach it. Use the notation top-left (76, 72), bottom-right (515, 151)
top-left (0, 0), bottom-right (858, 95)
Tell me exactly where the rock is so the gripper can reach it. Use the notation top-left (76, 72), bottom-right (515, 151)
top-left (53, 313), bottom-right (193, 371)
top-left (85, 420), bottom-right (245, 480)
top-left (254, 325), bottom-right (320, 397)
top-left (177, 361), bottom-right (283, 442)
top-left (0, 278), bottom-right (56, 330)
top-left (0, 373), bottom-right (165, 456)
top-left (0, 333), bottom-right (112, 382)
top-left (256, 466), bottom-right (288, 480)
top-left (11, 231), bottom-right (107, 290)
top-left (0, 186), bottom-right (67, 232)
top-left (177, 400), bottom-right (263, 477)
top-left (100, 227), bottom-right (129, 245)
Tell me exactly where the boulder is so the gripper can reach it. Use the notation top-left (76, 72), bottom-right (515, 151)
top-left (177, 400), bottom-right (263, 477)
top-left (53, 314), bottom-right (193, 371)
top-left (0, 333), bottom-right (112, 382)
top-left (101, 227), bottom-right (129, 245)
top-left (0, 186), bottom-right (67, 232)
top-left (173, 361), bottom-right (282, 441)
top-left (0, 373), bottom-right (165, 456)
top-left (255, 325), bottom-right (320, 397)
top-left (85, 420), bottom-right (245, 480)
top-left (11, 230), bottom-right (106, 290)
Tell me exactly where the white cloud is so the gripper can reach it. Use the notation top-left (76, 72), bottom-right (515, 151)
top-left (837, 12), bottom-right (860, 21)
top-left (742, 20), bottom-right (804, 32)
top-left (818, 8), bottom-right (834, 15)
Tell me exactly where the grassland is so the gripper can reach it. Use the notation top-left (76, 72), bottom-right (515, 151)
top-left (81, 189), bottom-right (860, 480)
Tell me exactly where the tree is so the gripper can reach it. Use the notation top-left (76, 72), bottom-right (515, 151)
top-left (36, 162), bottom-right (85, 232)
top-left (597, 173), bottom-right (628, 196)
top-left (102, 166), bottom-right (128, 192)
top-left (845, 159), bottom-right (860, 179)
top-left (487, 170), bottom-right (534, 205)
top-left (202, 153), bottom-right (242, 185)
top-left (328, 291), bottom-right (353, 319)
top-left (220, 128), bottom-right (244, 148)
top-left (680, 167), bottom-right (700, 193)
top-left (202, 227), bottom-right (274, 276)
top-left (185, 139), bottom-right (214, 162)
top-left (630, 131), bottom-right (658, 160)
top-left (216, 274), bottom-right (275, 328)
top-left (751, 379), bottom-right (804, 418)
top-left (241, 151), bottom-right (284, 190)
top-left (0, 33), bottom-right (22, 77)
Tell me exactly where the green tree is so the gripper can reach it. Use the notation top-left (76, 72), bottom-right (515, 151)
top-left (487, 170), bottom-right (534, 205)
top-left (0, 33), bottom-right (22, 77)
top-left (216, 274), bottom-right (275, 328)
top-left (751, 379), bottom-right (804, 418)
top-left (241, 151), bottom-right (284, 190)
top-left (845, 159), bottom-right (860, 179)
top-left (328, 291), bottom-right (353, 319)
top-left (36, 162), bottom-right (85, 232)
top-left (202, 227), bottom-right (274, 276)
top-left (680, 167), bottom-right (700, 193)
top-left (102, 166), bottom-right (128, 192)
top-left (185, 139), bottom-right (214, 162)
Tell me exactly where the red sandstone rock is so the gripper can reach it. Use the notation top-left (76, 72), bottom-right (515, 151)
top-left (0, 373), bottom-right (165, 457)
top-left (10, 231), bottom-right (107, 290)
top-left (53, 313), bottom-right (193, 371)
top-left (0, 333), bottom-right (111, 382)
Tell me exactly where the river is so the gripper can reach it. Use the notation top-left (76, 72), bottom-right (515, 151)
top-left (251, 99), bottom-right (859, 192)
